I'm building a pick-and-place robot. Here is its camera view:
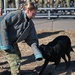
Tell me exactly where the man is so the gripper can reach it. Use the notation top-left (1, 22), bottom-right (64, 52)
top-left (0, 2), bottom-right (43, 75)
top-left (6, 0), bottom-right (15, 8)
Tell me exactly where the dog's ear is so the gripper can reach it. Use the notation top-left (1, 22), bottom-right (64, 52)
top-left (39, 44), bottom-right (47, 51)
top-left (39, 44), bottom-right (47, 57)
top-left (40, 44), bottom-right (46, 49)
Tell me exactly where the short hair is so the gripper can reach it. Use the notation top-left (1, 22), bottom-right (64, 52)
top-left (22, 2), bottom-right (38, 10)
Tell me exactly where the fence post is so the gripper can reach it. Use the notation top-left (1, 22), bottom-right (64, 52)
top-left (3, 0), bottom-right (6, 15)
top-left (15, 0), bottom-right (19, 9)
top-left (48, 10), bottom-right (50, 19)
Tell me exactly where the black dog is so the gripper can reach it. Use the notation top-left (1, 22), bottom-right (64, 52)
top-left (38, 35), bottom-right (74, 75)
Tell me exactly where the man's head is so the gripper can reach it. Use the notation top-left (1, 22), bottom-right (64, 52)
top-left (23, 2), bottom-right (38, 19)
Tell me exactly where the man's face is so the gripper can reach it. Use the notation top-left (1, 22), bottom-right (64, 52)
top-left (27, 9), bottom-right (37, 19)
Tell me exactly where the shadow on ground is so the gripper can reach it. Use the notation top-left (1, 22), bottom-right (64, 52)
top-left (34, 60), bottom-right (75, 75)
top-left (37, 30), bottom-right (64, 39)
top-left (21, 54), bottom-right (35, 65)
top-left (0, 55), bottom-right (75, 75)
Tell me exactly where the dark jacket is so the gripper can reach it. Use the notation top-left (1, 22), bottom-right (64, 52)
top-left (0, 10), bottom-right (38, 50)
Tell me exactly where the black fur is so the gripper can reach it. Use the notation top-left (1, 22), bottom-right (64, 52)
top-left (38, 35), bottom-right (74, 75)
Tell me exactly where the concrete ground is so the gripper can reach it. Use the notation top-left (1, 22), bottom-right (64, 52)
top-left (33, 18), bottom-right (75, 30)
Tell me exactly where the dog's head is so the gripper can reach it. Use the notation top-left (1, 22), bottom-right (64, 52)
top-left (39, 44), bottom-right (52, 58)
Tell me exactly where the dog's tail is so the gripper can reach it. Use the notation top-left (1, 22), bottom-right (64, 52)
top-left (71, 47), bottom-right (74, 52)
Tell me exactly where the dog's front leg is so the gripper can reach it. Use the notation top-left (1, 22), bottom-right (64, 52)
top-left (38, 59), bottom-right (49, 75)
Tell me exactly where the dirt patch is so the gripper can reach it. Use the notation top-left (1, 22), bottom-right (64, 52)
top-left (0, 30), bottom-right (75, 75)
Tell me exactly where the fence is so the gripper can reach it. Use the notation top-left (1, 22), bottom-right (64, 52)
top-left (35, 7), bottom-right (75, 19)
top-left (3, 0), bottom-right (75, 19)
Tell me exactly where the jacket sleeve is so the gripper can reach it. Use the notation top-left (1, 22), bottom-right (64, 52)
top-left (25, 20), bottom-right (39, 46)
top-left (0, 11), bottom-right (20, 50)
top-left (25, 20), bottom-right (43, 60)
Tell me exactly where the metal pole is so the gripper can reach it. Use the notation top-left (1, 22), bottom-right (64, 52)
top-left (4, 0), bottom-right (6, 15)
top-left (48, 10), bottom-right (50, 19)
top-left (15, 0), bottom-right (19, 9)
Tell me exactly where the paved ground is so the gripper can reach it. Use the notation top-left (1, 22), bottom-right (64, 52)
top-left (33, 18), bottom-right (75, 30)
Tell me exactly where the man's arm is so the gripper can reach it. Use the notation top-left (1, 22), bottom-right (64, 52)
top-left (25, 20), bottom-right (43, 61)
